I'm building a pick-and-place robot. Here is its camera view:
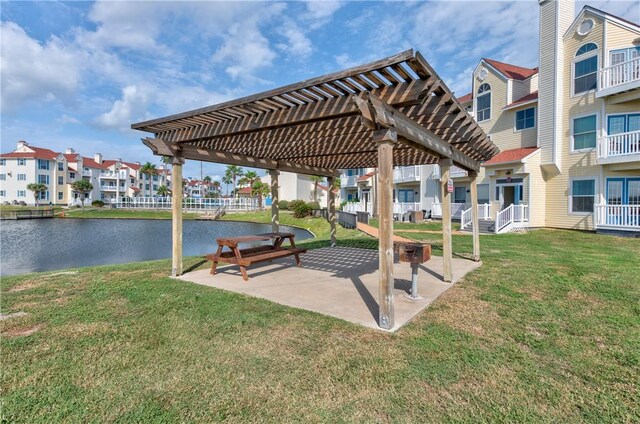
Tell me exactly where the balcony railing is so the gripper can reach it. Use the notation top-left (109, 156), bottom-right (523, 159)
top-left (100, 185), bottom-right (126, 192)
top-left (393, 166), bottom-right (420, 183)
top-left (340, 175), bottom-right (357, 187)
top-left (597, 130), bottom-right (640, 161)
top-left (100, 171), bottom-right (128, 179)
top-left (450, 166), bottom-right (468, 178)
top-left (431, 202), bottom-right (469, 219)
top-left (595, 204), bottom-right (640, 230)
top-left (600, 56), bottom-right (640, 92)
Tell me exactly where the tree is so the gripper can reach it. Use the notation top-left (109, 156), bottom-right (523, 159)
top-left (71, 180), bottom-right (93, 213)
top-left (310, 176), bottom-right (324, 203)
top-left (225, 165), bottom-right (244, 197)
top-left (221, 175), bottom-right (232, 197)
top-left (239, 171), bottom-right (259, 195)
top-left (157, 185), bottom-right (170, 197)
top-left (211, 180), bottom-right (221, 196)
top-left (27, 183), bottom-right (47, 207)
top-left (140, 162), bottom-right (157, 197)
top-left (252, 181), bottom-right (270, 209)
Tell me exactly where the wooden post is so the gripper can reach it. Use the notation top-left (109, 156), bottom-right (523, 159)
top-left (327, 176), bottom-right (337, 247)
top-left (375, 128), bottom-right (397, 330)
top-left (269, 170), bottom-right (280, 233)
top-left (470, 172), bottom-right (480, 262)
top-left (171, 156), bottom-right (185, 277)
top-left (371, 173), bottom-right (378, 218)
top-left (439, 158), bottom-right (452, 283)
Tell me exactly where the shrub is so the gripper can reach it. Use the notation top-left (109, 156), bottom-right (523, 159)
top-left (340, 200), bottom-right (348, 211)
top-left (278, 200), bottom-right (290, 210)
top-left (289, 199), bottom-right (306, 211)
top-left (307, 201), bottom-right (320, 210)
top-left (91, 200), bottom-right (105, 207)
top-left (293, 202), bottom-right (313, 218)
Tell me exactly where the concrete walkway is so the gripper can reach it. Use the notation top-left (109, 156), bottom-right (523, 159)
top-left (356, 222), bottom-right (414, 243)
top-left (178, 247), bottom-right (481, 331)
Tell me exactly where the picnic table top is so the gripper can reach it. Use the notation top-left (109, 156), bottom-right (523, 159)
top-left (216, 232), bottom-right (295, 245)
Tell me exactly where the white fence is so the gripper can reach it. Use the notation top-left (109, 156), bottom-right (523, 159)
top-left (460, 204), bottom-right (492, 229)
top-left (110, 197), bottom-right (259, 211)
top-left (393, 166), bottom-right (421, 182)
top-left (495, 204), bottom-right (528, 233)
top-left (431, 202), bottom-right (469, 219)
top-left (598, 130), bottom-right (640, 159)
top-left (600, 56), bottom-right (640, 90)
top-left (342, 201), bottom-right (421, 216)
top-left (595, 204), bottom-right (640, 230)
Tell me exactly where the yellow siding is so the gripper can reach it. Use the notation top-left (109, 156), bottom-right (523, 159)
top-left (526, 151), bottom-right (546, 227)
top-left (475, 68), bottom-right (507, 135)
top-left (605, 21), bottom-right (640, 52)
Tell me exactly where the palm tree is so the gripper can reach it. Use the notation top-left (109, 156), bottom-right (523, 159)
top-left (239, 171), bottom-right (259, 195)
top-left (71, 180), bottom-right (93, 213)
top-left (156, 185), bottom-right (170, 197)
top-left (225, 165), bottom-right (244, 197)
top-left (140, 162), bottom-right (157, 197)
top-left (310, 176), bottom-right (324, 203)
top-left (27, 183), bottom-right (47, 207)
top-left (211, 180), bottom-right (222, 196)
top-left (221, 175), bottom-right (232, 197)
top-left (252, 181), bottom-right (270, 209)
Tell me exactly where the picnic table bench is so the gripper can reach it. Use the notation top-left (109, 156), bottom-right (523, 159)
top-left (206, 232), bottom-right (307, 281)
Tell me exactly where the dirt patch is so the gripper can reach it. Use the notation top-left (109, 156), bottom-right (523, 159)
top-left (59, 322), bottom-right (114, 339)
top-left (7, 280), bottom-right (41, 292)
top-left (0, 311), bottom-right (29, 321)
top-left (2, 324), bottom-right (44, 338)
top-left (567, 289), bottom-right (603, 308)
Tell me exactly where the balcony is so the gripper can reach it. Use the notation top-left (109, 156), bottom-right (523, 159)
top-left (82, 170), bottom-right (92, 177)
top-left (598, 56), bottom-right (640, 98)
top-left (597, 130), bottom-right (640, 165)
top-left (99, 171), bottom-right (128, 179)
top-left (595, 204), bottom-right (640, 232)
top-left (340, 175), bottom-right (357, 187)
top-left (450, 165), bottom-right (468, 178)
top-left (100, 185), bottom-right (126, 192)
top-left (393, 166), bottom-right (421, 183)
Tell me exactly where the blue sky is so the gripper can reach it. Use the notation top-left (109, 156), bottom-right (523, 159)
top-left (1, 0), bottom-right (638, 180)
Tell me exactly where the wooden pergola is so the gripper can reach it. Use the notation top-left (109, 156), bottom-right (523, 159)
top-left (132, 49), bottom-right (498, 330)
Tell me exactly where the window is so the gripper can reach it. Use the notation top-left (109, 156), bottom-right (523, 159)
top-left (574, 44), bottom-right (598, 94)
top-left (572, 115), bottom-right (597, 150)
top-left (17, 190), bottom-right (26, 197)
top-left (396, 189), bottom-right (415, 203)
top-left (58, 192), bottom-right (63, 200)
top-left (18, 159), bottom-right (26, 166)
top-left (515, 107), bottom-right (535, 130)
top-left (0, 174), bottom-right (5, 181)
top-left (39, 191), bottom-right (49, 200)
top-left (17, 174), bottom-right (26, 181)
top-left (153, 175), bottom-right (158, 181)
top-left (571, 179), bottom-right (595, 213)
top-left (38, 159), bottom-right (50, 170)
top-left (153, 184), bottom-right (158, 191)
top-left (69, 172), bottom-right (75, 179)
top-left (145, 184), bottom-right (150, 190)
top-left (476, 83), bottom-right (491, 122)
top-left (38, 174), bottom-right (49, 185)
top-left (58, 162), bottom-right (64, 171)
top-left (0, 190), bottom-right (5, 197)
top-left (478, 184), bottom-right (490, 204)
top-left (454, 186), bottom-right (467, 204)
top-left (58, 176), bottom-right (64, 185)
top-left (0, 159), bottom-right (5, 165)
top-left (608, 114), bottom-right (640, 135)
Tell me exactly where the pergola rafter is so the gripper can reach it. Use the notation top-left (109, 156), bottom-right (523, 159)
top-left (133, 49), bottom-right (498, 330)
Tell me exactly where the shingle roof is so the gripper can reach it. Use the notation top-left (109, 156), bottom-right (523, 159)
top-left (503, 91), bottom-right (538, 110)
top-left (483, 59), bottom-right (538, 81)
top-left (82, 157), bottom-right (107, 169)
top-left (457, 92), bottom-right (473, 103)
top-left (483, 147), bottom-right (538, 166)
top-left (357, 171), bottom-right (376, 182)
top-left (0, 146), bottom-right (59, 160)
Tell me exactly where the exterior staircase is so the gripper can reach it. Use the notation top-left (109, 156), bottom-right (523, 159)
top-left (459, 204), bottom-right (529, 234)
top-left (461, 219), bottom-right (495, 234)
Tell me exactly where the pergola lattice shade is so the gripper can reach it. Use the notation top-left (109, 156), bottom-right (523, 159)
top-left (133, 49), bottom-right (498, 174)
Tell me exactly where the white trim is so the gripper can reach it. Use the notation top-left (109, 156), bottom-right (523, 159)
top-left (568, 177), bottom-right (598, 216)
top-left (513, 106), bottom-right (536, 133)
top-left (564, 7), bottom-right (640, 40)
top-left (570, 112), bottom-right (599, 153)
top-left (502, 98), bottom-right (538, 111)
top-left (570, 46), bottom-right (600, 98)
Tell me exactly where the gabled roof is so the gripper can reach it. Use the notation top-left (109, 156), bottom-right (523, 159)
top-left (483, 147), bottom-right (539, 166)
top-left (237, 187), bottom-right (252, 194)
top-left (457, 93), bottom-right (473, 103)
top-left (0, 145), bottom-right (60, 160)
top-left (357, 171), bottom-right (376, 182)
top-left (482, 59), bottom-right (538, 81)
top-left (565, 6), bottom-right (640, 39)
top-left (82, 157), bottom-right (107, 169)
top-left (503, 91), bottom-right (538, 111)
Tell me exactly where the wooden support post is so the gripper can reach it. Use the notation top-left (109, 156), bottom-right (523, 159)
top-left (171, 156), bottom-right (185, 277)
top-left (327, 176), bottom-right (337, 247)
top-left (470, 172), bottom-right (480, 262)
top-left (269, 170), bottom-right (280, 233)
top-left (439, 158), bottom-right (453, 283)
top-left (375, 128), bottom-right (397, 330)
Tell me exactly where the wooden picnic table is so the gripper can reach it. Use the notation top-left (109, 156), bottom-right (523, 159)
top-left (206, 232), bottom-right (307, 281)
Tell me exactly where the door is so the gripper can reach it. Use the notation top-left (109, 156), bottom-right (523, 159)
top-left (502, 186), bottom-right (515, 209)
top-left (607, 178), bottom-right (640, 226)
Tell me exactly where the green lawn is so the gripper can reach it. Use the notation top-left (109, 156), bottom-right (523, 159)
top-left (1, 216), bottom-right (639, 422)
top-left (60, 207), bottom-right (200, 220)
top-left (369, 218), bottom-right (461, 232)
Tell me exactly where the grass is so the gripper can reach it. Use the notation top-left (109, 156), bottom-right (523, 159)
top-left (369, 217), bottom-right (461, 232)
top-left (60, 207), bottom-right (200, 220)
top-left (1, 215), bottom-right (639, 422)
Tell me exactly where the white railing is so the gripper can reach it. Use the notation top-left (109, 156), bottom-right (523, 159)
top-left (595, 204), bottom-right (640, 229)
top-left (100, 185), bottom-right (126, 192)
top-left (431, 202), bottom-right (470, 219)
top-left (342, 201), bottom-right (373, 214)
top-left (82, 170), bottom-right (92, 177)
top-left (450, 166), bottom-right (468, 178)
top-left (495, 204), bottom-right (529, 233)
top-left (393, 166), bottom-right (421, 182)
top-left (393, 202), bottom-right (421, 215)
top-left (340, 175), bottom-right (357, 187)
top-left (111, 196), bottom-right (260, 211)
top-left (600, 56), bottom-right (640, 91)
top-left (460, 204), bottom-right (492, 229)
top-left (100, 171), bottom-right (128, 179)
top-left (597, 130), bottom-right (640, 159)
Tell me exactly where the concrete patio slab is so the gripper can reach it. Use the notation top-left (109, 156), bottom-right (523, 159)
top-left (178, 247), bottom-right (481, 331)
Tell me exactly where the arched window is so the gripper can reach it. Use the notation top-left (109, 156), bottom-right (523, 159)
top-left (574, 44), bottom-right (598, 94)
top-left (576, 43), bottom-right (598, 57)
top-left (476, 83), bottom-right (491, 122)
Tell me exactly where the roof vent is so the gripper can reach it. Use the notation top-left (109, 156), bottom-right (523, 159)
top-left (577, 19), bottom-right (594, 36)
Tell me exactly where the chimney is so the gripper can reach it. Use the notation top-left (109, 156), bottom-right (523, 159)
top-left (94, 153), bottom-right (103, 164)
top-left (65, 148), bottom-right (75, 154)
top-left (16, 140), bottom-right (28, 149)
top-left (538, 0), bottom-right (575, 173)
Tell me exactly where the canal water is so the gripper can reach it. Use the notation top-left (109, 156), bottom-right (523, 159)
top-left (0, 219), bottom-right (312, 276)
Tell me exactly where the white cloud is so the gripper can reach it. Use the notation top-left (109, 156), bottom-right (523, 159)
top-left (0, 21), bottom-right (83, 113)
top-left (305, 1), bottom-right (344, 29)
top-left (60, 114), bottom-right (81, 125)
top-left (277, 20), bottom-right (313, 59)
top-left (95, 85), bottom-right (153, 131)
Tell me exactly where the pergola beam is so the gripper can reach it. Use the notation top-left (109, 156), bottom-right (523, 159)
top-left (143, 137), bottom-right (338, 178)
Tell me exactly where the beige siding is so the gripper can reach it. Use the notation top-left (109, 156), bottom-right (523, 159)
top-left (605, 21), bottom-right (640, 53)
top-left (474, 67), bottom-right (507, 135)
top-left (486, 105), bottom-right (538, 151)
top-left (538, 0), bottom-right (560, 165)
top-left (526, 151), bottom-right (546, 227)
